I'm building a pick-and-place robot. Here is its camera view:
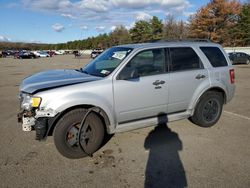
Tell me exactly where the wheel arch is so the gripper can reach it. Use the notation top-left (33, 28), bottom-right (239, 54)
top-left (206, 87), bottom-right (227, 103)
top-left (47, 105), bottom-right (112, 137)
top-left (189, 86), bottom-right (227, 115)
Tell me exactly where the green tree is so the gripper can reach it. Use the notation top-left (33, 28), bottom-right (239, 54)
top-left (130, 20), bottom-right (152, 43)
top-left (230, 3), bottom-right (250, 46)
top-left (150, 16), bottom-right (163, 40)
top-left (110, 25), bottom-right (131, 45)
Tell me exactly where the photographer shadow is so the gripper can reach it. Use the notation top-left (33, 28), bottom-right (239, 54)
top-left (144, 115), bottom-right (187, 188)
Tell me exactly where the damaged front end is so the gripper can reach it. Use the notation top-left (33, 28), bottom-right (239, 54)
top-left (17, 110), bottom-right (36, 131)
top-left (18, 92), bottom-right (58, 140)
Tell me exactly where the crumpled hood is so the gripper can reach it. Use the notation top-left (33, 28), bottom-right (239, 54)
top-left (20, 69), bottom-right (101, 94)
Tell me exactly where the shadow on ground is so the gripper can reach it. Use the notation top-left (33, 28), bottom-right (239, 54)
top-left (144, 123), bottom-right (187, 188)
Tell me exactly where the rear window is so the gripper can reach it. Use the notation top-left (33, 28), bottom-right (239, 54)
top-left (200, 47), bottom-right (228, 67)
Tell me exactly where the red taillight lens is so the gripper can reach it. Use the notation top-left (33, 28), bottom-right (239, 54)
top-left (229, 69), bottom-right (235, 84)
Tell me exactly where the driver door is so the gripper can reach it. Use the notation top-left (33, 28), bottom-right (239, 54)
top-left (113, 48), bottom-right (169, 124)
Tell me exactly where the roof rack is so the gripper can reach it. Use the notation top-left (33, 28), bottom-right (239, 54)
top-left (147, 38), bottom-right (211, 43)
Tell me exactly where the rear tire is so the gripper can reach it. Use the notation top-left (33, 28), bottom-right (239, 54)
top-left (54, 108), bottom-right (104, 159)
top-left (189, 91), bottom-right (223, 127)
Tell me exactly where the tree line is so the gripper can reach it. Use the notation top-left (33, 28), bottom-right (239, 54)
top-left (49, 15), bottom-right (190, 50)
top-left (1, 0), bottom-right (249, 50)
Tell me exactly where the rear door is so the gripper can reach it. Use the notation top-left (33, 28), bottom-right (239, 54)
top-left (167, 47), bottom-right (209, 113)
top-left (113, 48), bottom-right (169, 124)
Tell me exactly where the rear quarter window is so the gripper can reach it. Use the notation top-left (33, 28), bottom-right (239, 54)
top-left (200, 47), bottom-right (228, 67)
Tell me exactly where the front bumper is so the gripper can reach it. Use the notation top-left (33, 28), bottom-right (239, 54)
top-left (17, 110), bottom-right (59, 140)
top-left (17, 111), bottom-right (36, 131)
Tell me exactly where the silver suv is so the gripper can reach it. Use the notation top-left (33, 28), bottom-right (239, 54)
top-left (18, 41), bottom-right (235, 158)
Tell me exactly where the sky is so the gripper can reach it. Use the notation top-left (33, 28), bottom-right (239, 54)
top-left (0, 0), bottom-right (213, 44)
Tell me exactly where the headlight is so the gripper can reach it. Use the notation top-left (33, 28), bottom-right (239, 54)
top-left (31, 97), bottom-right (42, 108)
top-left (21, 94), bottom-right (42, 110)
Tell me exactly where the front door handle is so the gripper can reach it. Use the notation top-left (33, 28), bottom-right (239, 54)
top-left (153, 80), bottom-right (165, 86)
top-left (195, 74), bottom-right (206, 79)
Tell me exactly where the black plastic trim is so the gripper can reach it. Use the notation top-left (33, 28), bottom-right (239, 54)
top-left (118, 110), bottom-right (186, 125)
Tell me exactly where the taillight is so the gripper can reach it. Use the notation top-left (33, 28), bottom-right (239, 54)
top-left (229, 69), bottom-right (235, 84)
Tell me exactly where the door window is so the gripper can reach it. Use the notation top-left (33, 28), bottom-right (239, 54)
top-left (124, 48), bottom-right (166, 77)
top-left (170, 47), bottom-right (202, 72)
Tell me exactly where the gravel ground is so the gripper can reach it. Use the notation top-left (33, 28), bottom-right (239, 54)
top-left (0, 55), bottom-right (249, 188)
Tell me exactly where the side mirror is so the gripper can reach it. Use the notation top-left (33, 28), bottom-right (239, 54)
top-left (118, 67), bottom-right (139, 80)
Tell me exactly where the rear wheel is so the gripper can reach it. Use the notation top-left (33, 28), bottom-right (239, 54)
top-left (189, 91), bottom-right (223, 127)
top-left (54, 108), bottom-right (105, 159)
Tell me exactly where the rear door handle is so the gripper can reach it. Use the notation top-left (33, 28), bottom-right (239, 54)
top-left (195, 74), bottom-right (206, 79)
top-left (153, 80), bottom-right (165, 86)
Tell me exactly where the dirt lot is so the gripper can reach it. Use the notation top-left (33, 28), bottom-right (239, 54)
top-left (0, 55), bottom-right (249, 188)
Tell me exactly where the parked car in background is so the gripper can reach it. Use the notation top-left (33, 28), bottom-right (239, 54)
top-left (39, 52), bottom-right (49, 58)
top-left (228, 52), bottom-right (250, 65)
top-left (54, 50), bottom-right (64, 55)
top-left (91, 49), bottom-right (103, 58)
top-left (47, 50), bottom-right (55, 57)
top-left (1, 51), bottom-right (8, 57)
top-left (14, 51), bottom-right (37, 59)
top-left (32, 51), bottom-right (40, 57)
top-left (33, 51), bottom-right (49, 58)
top-left (1, 50), bottom-right (15, 57)
top-left (73, 50), bottom-right (81, 58)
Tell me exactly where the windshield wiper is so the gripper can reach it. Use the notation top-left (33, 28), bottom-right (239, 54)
top-left (76, 68), bottom-right (104, 77)
top-left (81, 70), bottom-right (89, 74)
top-left (76, 68), bottom-right (89, 74)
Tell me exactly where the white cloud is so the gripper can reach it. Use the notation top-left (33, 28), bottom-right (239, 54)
top-left (22, 0), bottom-right (72, 11)
top-left (110, 0), bottom-right (190, 9)
top-left (96, 26), bottom-right (106, 32)
top-left (80, 26), bottom-right (88, 30)
top-left (19, 0), bottom-right (193, 36)
top-left (135, 12), bottom-right (152, 21)
top-left (110, 0), bottom-right (153, 9)
top-left (183, 11), bottom-right (194, 17)
top-left (61, 13), bottom-right (76, 19)
top-left (6, 3), bottom-right (19, 8)
top-left (52, 23), bottom-right (65, 32)
top-left (110, 26), bottom-right (117, 31)
top-left (0, 35), bottom-right (11, 42)
top-left (125, 22), bottom-right (135, 30)
top-left (21, 0), bottom-right (191, 14)
top-left (161, 0), bottom-right (190, 8)
top-left (79, 0), bottom-right (109, 12)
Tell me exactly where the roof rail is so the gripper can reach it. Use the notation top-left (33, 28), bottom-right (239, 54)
top-left (146, 38), bottom-right (211, 43)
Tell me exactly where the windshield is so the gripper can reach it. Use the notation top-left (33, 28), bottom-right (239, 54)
top-left (82, 47), bottom-right (133, 77)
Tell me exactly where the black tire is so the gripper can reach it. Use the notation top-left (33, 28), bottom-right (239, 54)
top-left (189, 91), bottom-right (223, 127)
top-left (54, 108), bottom-right (105, 159)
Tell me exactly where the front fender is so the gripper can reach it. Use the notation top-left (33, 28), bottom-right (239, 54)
top-left (40, 91), bottom-right (116, 133)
